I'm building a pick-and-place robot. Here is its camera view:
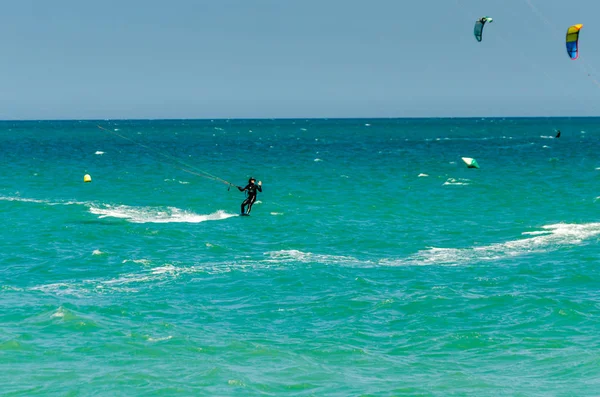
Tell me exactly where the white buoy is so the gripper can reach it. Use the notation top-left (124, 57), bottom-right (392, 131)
top-left (84, 174), bottom-right (92, 183)
top-left (461, 157), bottom-right (480, 169)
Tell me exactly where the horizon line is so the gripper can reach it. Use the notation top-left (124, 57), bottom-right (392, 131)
top-left (0, 115), bottom-right (598, 122)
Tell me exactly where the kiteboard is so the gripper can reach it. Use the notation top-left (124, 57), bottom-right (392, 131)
top-left (240, 213), bottom-right (250, 217)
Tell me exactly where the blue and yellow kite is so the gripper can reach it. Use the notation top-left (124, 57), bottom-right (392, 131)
top-left (566, 24), bottom-right (583, 60)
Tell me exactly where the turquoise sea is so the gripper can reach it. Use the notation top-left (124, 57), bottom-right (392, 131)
top-left (2, 118), bottom-right (600, 396)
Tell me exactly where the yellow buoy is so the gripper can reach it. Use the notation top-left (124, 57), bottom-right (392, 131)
top-left (84, 174), bottom-right (92, 183)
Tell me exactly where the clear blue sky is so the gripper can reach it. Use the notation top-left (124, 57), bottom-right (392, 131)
top-left (1, 0), bottom-right (599, 119)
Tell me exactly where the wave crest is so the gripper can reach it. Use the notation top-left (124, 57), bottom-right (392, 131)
top-left (382, 222), bottom-right (600, 266)
top-left (89, 205), bottom-right (237, 223)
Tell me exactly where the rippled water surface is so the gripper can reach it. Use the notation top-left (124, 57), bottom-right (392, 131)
top-left (2, 118), bottom-right (600, 395)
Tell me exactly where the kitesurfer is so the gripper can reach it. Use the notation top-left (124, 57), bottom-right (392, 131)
top-left (555, 130), bottom-right (561, 138)
top-left (238, 177), bottom-right (262, 215)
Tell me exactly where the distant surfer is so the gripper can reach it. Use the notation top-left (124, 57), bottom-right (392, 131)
top-left (555, 130), bottom-right (561, 138)
top-left (237, 177), bottom-right (262, 215)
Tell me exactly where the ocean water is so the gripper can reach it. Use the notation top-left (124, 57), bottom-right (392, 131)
top-left (1, 118), bottom-right (600, 396)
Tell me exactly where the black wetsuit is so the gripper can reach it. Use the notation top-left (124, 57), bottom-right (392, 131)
top-left (238, 182), bottom-right (262, 214)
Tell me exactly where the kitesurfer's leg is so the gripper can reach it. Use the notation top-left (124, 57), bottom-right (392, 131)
top-left (241, 197), bottom-right (250, 214)
top-left (246, 195), bottom-right (257, 214)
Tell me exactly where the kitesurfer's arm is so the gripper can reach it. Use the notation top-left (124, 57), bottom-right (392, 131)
top-left (238, 184), bottom-right (250, 192)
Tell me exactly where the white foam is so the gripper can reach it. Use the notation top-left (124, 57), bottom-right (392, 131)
top-left (33, 264), bottom-right (192, 296)
top-left (164, 179), bottom-right (189, 184)
top-left (0, 196), bottom-right (86, 206)
top-left (540, 135), bottom-right (554, 139)
top-left (0, 196), bottom-right (48, 204)
top-left (150, 265), bottom-right (177, 275)
top-left (95, 151), bottom-right (105, 155)
top-left (51, 307), bottom-right (66, 318)
top-left (228, 380), bottom-right (245, 387)
top-left (443, 178), bottom-right (470, 186)
top-left (382, 222), bottom-right (600, 267)
top-left (122, 259), bottom-right (151, 265)
top-left (31, 283), bottom-right (84, 297)
top-left (35, 251), bottom-right (368, 297)
top-left (264, 249), bottom-right (358, 265)
top-left (102, 274), bottom-right (152, 285)
top-left (418, 173), bottom-right (429, 177)
top-left (92, 249), bottom-right (104, 256)
top-left (146, 335), bottom-right (173, 342)
top-left (1, 286), bottom-right (23, 292)
top-left (270, 212), bottom-right (283, 216)
top-left (102, 262), bottom-right (202, 288)
top-left (521, 231), bottom-right (552, 236)
top-left (89, 205), bottom-right (237, 224)
top-left (314, 158), bottom-right (323, 162)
